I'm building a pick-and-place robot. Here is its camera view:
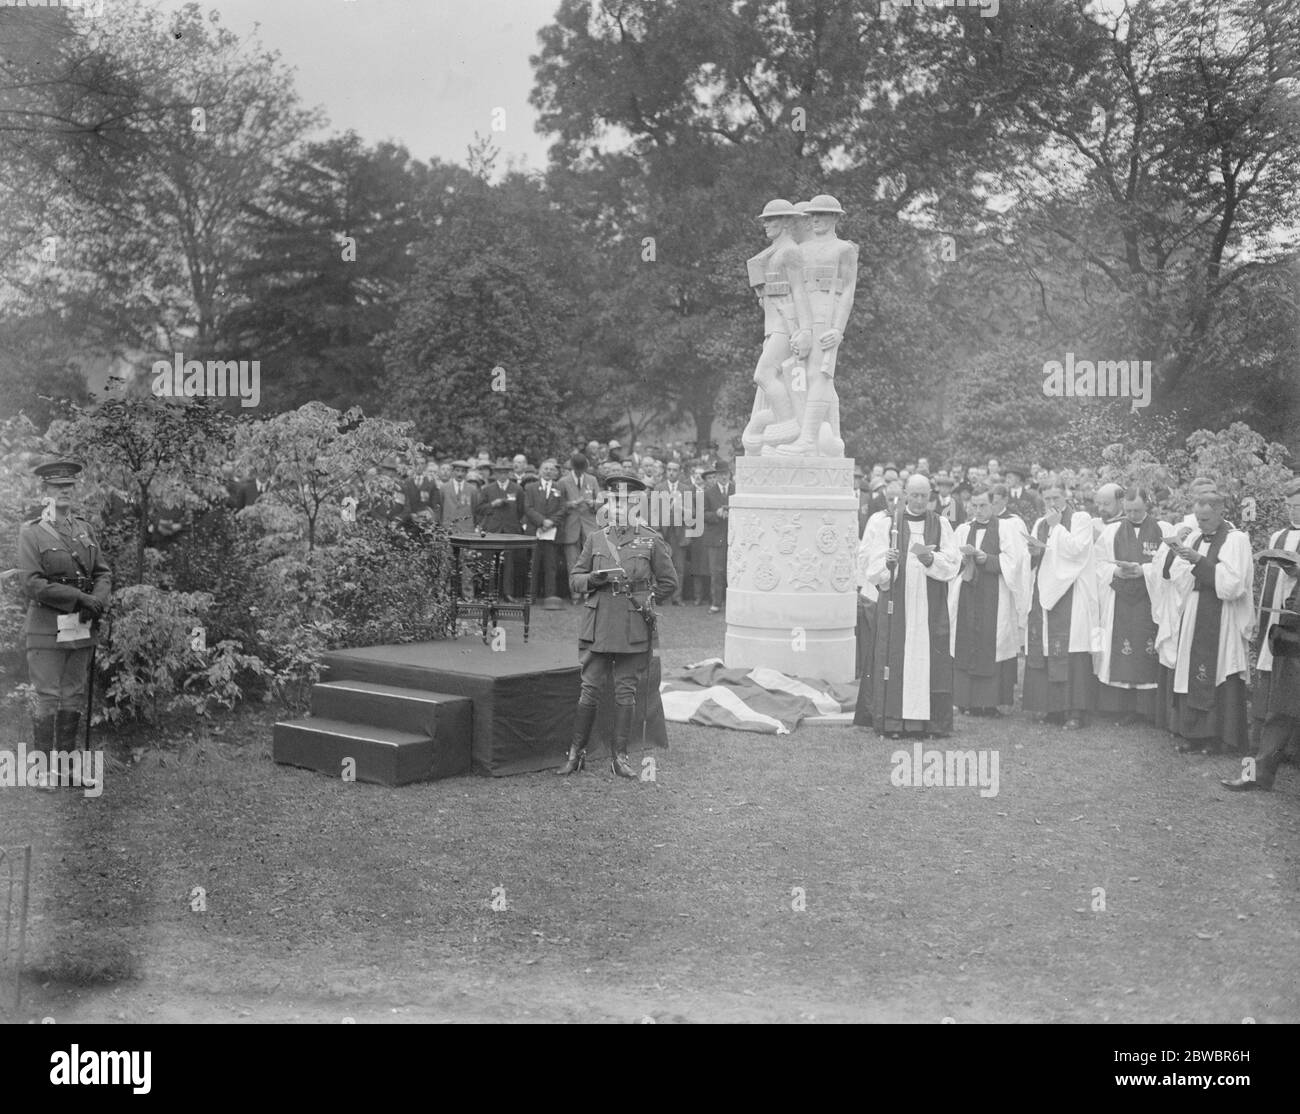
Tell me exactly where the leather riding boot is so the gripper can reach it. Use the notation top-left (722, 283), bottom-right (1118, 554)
top-left (32, 713), bottom-right (56, 758)
top-left (556, 703), bottom-right (598, 775)
top-left (611, 703), bottom-right (637, 779)
top-left (56, 710), bottom-right (83, 752)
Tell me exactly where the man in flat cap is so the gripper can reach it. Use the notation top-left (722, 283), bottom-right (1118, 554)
top-left (702, 459), bottom-right (733, 614)
top-left (476, 458), bottom-right (526, 602)
top-left (18, 459), bottom-right (112, 769)
top-left (557, 471), bottom-right (678, 779)
top-left (440, 459), bottom-right (479, 534)
top-left (559, 451), bottom-right (602, 603)
top-left (1003, 463), bottom-right (1043, 529)
top-left (932, 470), bottom-right (966, 528)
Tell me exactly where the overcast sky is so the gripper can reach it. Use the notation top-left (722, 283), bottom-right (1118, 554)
top-left (150, 0), bottom-right (560, 171)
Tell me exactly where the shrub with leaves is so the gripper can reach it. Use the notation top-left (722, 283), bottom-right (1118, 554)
top-left (234, 401), bottom-right (419, 552)
top-left (1037, 401), bottom-right (1189, 479)
top-left (0, 415), bottom-right (50, 676)
top-left (315, 515), bottom-right (455, 648)
top-left (158, 502), bottom-right (263, 651)
top-left (96, 585), bottom-right (268, 727)
top-left (253, 613), bottom-right (346, 714)
top-left (1183, 423), bottom-right (1293, 550)
top-left (46, 396), bottom-right (234, 587)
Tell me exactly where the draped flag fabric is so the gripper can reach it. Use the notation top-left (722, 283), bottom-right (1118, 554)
top-left (659, 659), bottom-right (858, 734)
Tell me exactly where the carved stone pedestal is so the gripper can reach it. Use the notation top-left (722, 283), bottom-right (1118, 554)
top-left (724, 456), bottom-right (859, 683)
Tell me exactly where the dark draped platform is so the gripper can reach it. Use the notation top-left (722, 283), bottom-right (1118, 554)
top-left (273, 638), bottom-right (665, 783)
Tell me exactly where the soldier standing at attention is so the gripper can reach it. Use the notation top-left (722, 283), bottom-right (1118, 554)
top-left (557, 471), bottom-right (678, 779)
top-left (18, 460), bottom-right (112, 762)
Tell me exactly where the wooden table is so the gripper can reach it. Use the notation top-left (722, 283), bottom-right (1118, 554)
top-left (449, 533), bottom-right (539, 644)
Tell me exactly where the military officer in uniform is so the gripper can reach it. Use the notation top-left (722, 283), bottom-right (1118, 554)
top-left (18, 460), bottom-right (112, 763)
top-left (557, 471), bottom-right (679, 779)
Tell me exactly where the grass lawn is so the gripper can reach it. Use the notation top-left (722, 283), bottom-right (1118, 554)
top-left (1, 602), bottom-right (1297, 1023)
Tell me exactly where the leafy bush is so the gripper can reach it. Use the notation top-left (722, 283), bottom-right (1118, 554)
top-left (158, 502), bottom-right (263, 651)
top-left (312, 515), bottom-right (454, 648)
top-left (1038, 401), bottom-right (1188, 478)
top-left (0, 415), bottom-right (48, 680)
top-left (2, 404), bottom-right (459, 730)
top-left (96, 585), bottom-right (269, 727)
top-left (1184, 423), bottom-right (1293, 550)
top-left (252, 613), bottom-right (345, 714)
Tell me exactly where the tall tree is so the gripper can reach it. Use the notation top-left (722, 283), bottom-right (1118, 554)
top-left (2, 1), bottom-right (320, 374)
top-left (532, 0), bottom-right (1300, 454)
top-left (530, 0), bottom-right (1028, 446)
top-left (379, 169), bottom-right (577, 460)
top-left (959, 0), bottom-right (1300, 433)
top-left (221, 134), bottom-right (443, 414)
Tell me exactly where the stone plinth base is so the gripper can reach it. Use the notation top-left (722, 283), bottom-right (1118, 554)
top-left (724, 456), bottom-right (858, 684)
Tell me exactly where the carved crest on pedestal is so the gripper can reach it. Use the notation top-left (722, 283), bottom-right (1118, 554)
top-left (829, 550), bottom-right (854, 593)
top-left (791, 547), bottom-right (822, 591)
top-left (775, 514), bottom-right (801, 555)
top-left (736, 513), bottom-right (765, 551)
top-left (816, 513), bottom-right (839, 554)
top-left (729, 546), bottom-right (747, 586)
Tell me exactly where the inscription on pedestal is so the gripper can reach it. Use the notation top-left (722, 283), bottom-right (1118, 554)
top-left (735, 456), bottom-right (855, 493)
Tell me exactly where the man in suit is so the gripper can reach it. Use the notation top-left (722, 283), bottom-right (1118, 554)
top-left (414, 455), bottom-right (441, 522)
top-left (1004, 464), bottom-right (1044, 527)
top-left (476, 459), bottom-right (525, 602)
top-left (559, 451), bottom-right (601, 604)
top-left (653, 458), bottom-right (692, 605)
top-left (525, 458), bottom-right (567, 609)
top-left (933, 471), bottom-right (966, 528)
top-left (702, 459), bottom-right (733, 614)
top-left (686, 461), bottom-right (710, 604)
top-left (440, 459), bottom-right (479, 533)
top-left (368, 458), bottom-right (417, 529)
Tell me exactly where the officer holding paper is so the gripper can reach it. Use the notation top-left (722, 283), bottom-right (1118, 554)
top-left (17, 460), bottom-right (112, 758)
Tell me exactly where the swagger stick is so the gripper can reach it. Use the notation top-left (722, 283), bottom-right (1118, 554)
top-left (84, 643), bottom-right (95, 751)
top-left (642, 601), bottom-right (655, 749)
top-left (84, 612), bottom-right (107, 751)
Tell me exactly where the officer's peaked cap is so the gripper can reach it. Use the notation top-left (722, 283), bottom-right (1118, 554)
top-left (35, 459), bottom-right (82, 486)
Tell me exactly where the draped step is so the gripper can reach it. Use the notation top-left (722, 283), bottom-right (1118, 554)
top-left (273, 681), bottom-right (473, 786)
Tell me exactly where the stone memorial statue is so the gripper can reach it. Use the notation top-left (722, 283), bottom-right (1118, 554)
top-left (742, 195), bottom-right (855, 458)
top-left (742, 199), bottom-right (813, 454)
top-left (727, 194), bottom-right (860, 682)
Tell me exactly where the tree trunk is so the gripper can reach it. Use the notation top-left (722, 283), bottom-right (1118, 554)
top-left (136, 484), bottom-right (149, 586)
top-left (691, 404), bottom-right (714, 452)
